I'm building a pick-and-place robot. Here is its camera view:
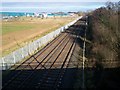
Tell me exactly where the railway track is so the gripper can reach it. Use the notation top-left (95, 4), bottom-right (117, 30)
top-left (2, 19), bottom-right (82, 89)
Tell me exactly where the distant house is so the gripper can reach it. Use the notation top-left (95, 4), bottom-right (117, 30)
top-left (68, 12), bottom-right (78, 16)
top-left (43, 13), bottom-right (48, 18)
top-left (2, 16), bottom-right (15, 21)
top-left (3, 16), bottom-right (9, 19)
top-left (34, 13), bottom-right (39, 17)
top-left (10, 16), bottom-right (14, 18)
top-left (26, 14), bottom-right (30, 17)
top-left (15, 16), bottom-right (18, 18)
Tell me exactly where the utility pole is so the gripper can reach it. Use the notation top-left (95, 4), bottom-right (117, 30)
top-left (82, 15), bottom-right (88, 89)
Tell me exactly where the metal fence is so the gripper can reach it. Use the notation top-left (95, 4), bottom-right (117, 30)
top-left (0, 16), bottom-right (82, 70)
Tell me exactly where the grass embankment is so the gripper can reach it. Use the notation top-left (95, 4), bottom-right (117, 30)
top-left (74, 2), bottom-right (120, 89)
top-left (86, 2), bottom-right (120, 67)
top-left (1, 16), bottom-right (77, 56)
top-left (85, 2), bottom-right (120, 89)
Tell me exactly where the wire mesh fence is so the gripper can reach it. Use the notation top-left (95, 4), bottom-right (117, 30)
top-left (0, 16), bottom-right (82, 70)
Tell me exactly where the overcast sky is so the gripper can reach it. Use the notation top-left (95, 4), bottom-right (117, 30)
top-left (1, 0), bottom-right (119, 12)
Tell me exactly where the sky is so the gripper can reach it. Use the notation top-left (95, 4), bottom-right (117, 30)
top-left (1, 0), bottom-right (119, 12)
top-left (1, 0), bottom-right (119, 2)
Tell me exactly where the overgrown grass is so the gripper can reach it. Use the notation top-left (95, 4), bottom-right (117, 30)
top-left (92, 6), bottom-right (119, 63)
top-left (85, 1), bottom-right (120, 89)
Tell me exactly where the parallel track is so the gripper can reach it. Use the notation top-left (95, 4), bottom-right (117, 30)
top-left (2, 20), bottom-right (82, 89)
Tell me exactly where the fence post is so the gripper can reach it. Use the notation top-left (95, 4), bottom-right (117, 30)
top-left (2, 57), bottom-right (7, 70)
top-left (13, 52), bottom-right (16, 64)
top-left (46, 35), bottom-right (48, 43)
top-left (21, 48), bottom-right (24, 58)
top-left (28, 44), bottom-right (31, 55)
top-left (39, 40), bottom-right (41, 47)
top-left (2, 57), bottom-right (5, 70)
top-left (33, 42), bottom-right (36, 51)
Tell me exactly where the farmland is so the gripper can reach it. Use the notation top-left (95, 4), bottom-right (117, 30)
top-left (1, 16), bottom-right (77, 56)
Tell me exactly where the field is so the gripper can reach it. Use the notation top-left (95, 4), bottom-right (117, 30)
top-left (1, 16), bottom-right (77, 56)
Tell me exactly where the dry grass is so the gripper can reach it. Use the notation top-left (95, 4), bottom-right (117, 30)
top-left (1, 16), bottom-right (77, 56)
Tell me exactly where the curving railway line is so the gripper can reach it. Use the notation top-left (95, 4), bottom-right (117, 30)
top-left (2, 18), bottom-right (86, 89)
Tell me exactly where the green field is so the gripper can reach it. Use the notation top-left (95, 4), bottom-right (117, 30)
top-left (2, 24), bottom-right (34, 34)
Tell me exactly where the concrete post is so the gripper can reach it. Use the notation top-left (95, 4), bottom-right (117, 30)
top-left (13, 52), bottom-right (16, 64)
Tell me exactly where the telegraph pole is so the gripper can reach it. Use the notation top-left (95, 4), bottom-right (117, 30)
top-left (82, 15), bottom-right (88, 89)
